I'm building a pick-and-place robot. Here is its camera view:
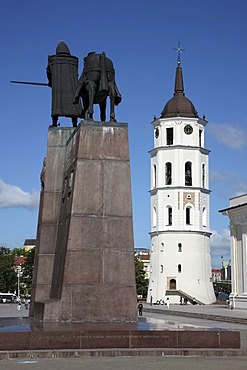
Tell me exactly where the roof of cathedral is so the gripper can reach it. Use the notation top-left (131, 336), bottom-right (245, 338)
top-left (161, 60), bottom-right (198, 118)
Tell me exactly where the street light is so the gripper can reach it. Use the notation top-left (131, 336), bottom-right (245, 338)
top-left (15, 265), bottom-right (22, 300)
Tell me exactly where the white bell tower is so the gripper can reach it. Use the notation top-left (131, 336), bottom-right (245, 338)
top-left (148, 50), bottom-right (215, 305)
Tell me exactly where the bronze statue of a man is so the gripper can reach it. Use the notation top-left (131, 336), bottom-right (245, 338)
top-left (47, 41), bottom-right (83, 127)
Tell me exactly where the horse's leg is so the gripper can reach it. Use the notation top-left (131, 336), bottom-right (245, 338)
top-left (72, 117), bottom-right (77, 127)
top-left (82, 96), bottom-right (89, 120)
top-left (100, 100), bottom-right (106, 122)
top-left (108, 83), bottom-right (116, 122)
top-left (109, 97), bottom-right (116, 122)
top-left (86, 82), bottom-right (95, 120)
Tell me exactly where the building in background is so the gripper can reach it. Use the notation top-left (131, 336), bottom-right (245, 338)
top-left (221, 260), bottom-right (231, 281)
top-left (134, 248), bottom-right (150, 279)
top-left (22, 239), bottom-right (36, 252)
top-left (147, 52), bottom-right (215, 305)
top-left (212, 269), bottom-right (222, 283)
top-left (220, 193), bottom-right (247, 309)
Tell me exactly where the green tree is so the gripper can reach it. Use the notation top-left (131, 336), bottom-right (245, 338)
top-left (135, 255), bottom-right (149, 298)
top-left (0, 247), bottom-right (17, 292)
top-left (21, 248), bottom-right (35, 295)
top-left (0, 246), bottom-right (36, 296)
top-left (11, 247), bottom-right (26, 257)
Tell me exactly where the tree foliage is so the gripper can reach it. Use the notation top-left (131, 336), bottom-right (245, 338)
top-left (21, 248), bottom-right (35, 295)
top-left (213, 281), bottom-right (231, 295)
top-left (0, 246), bottom-right (35, 296)
top-left (135, 255), bottom-right (149, 298)
top-left (0, 247), bottom-right (16, 292)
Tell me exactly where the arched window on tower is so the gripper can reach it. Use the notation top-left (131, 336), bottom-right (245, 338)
top-left (165, 162), bottom-right (172, 185)
top-left (199, 129), bottom-right (202, 147)
top-left (185, 206), bottom-right (192, 225)
top-left (153, 164), bottom-right (157, 188)
top-left (166, 128), bottom-right (173, 145)
top-left (185, 162), bottom-right (192, 186)
top-left (167, 206), bottom-right (172, 225)
top-left (202, 206), bottom-right (207, 227)
top-left (178, 264), bottom-right (182, 273)
top-left (178, 243), bottom-right (182, 252)
top-left (153, 206), bottom-right (157, 228)
top-left (202, 164), bottom-right (205, 188)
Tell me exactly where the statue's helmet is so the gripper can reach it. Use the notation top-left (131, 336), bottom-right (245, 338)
top-left (56, 41), bottom-right (71, 55)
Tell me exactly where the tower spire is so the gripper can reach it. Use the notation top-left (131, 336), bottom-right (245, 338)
top-left (173, 42), bottom-right (185, 96)
top-left (161, 42), bottom-right (197, 118)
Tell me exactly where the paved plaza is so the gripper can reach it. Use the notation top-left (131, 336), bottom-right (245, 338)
top-left (1, 302), bottom-right (247, 369)
top-left (1, 356), bottom-right (247, 370)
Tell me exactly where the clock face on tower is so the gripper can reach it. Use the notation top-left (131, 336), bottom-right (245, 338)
top-left (184, 124), bottom-right (193, 135)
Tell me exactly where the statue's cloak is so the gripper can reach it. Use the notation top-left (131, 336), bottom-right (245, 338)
top-left (47, 41), bottom-right (83, 118)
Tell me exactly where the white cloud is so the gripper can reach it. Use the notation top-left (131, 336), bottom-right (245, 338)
top-left (233, 181), bottom-right (247, 196)
top-left (0, 178), bottom-right (39, 209)
top-left (210, 170), bottom-right (227, 183)
top-left (210, 228), bottom-right (230, 258)
top-left (210, 170), bottom-right (247, 198)
top-left (208, 123), bottom-right (247, 149)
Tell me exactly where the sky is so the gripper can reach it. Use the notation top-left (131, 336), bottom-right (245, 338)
top-left (1, 0), bottom-right (247, 268)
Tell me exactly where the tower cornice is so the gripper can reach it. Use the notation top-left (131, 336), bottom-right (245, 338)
top-left (149, 186), bottom-right (211, 195)
top-left (149, 230), bottom-right (212, 237)
top-left (152, 116), bottom-right (208, 127)
top-left (149, 145), bottom-right (210, 156)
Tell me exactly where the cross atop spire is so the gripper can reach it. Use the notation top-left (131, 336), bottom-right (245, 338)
top-left (173, 42), bottom-right (185, 65)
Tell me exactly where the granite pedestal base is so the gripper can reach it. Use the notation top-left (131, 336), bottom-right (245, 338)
top-left (30, 122), bottom-right (137, 323)
top-left (0, 330), bottom-right (240, 351)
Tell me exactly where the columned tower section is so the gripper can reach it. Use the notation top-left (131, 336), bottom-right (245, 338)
top-left (148, 58), bottom-right (215, 305)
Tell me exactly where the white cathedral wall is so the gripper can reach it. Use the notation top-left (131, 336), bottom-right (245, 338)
top-left (150, 189), bottom-right (210, 233)
top-left (148, 232), bottom-right (215, 304)
top-left (225, 198), bottom-right (247, 309)
top-left (156, 117), bottom-right (206, 148)
top-left (151, 149), bottom-right (209, 189)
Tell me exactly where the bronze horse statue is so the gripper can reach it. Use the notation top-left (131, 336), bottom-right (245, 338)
top-left (73, 52), bottom-right (122, 122)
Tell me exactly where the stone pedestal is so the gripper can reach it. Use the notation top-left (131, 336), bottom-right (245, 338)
top-left (30, 122), bottom-right (137, 322)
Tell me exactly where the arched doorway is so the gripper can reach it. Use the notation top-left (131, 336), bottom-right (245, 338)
top-left (169, 278), bottom-right (176, 290)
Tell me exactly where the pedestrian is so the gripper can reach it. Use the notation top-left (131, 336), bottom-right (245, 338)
top-left (17, 301), bottom-right (21, 311)
top-left (150, 296), bottom-right (153, 306)
top-left (166, 298), bottom-right (170, 309)
top-left (24, 299), bottom-right (29, 310)
top-left (138, 302), bottom-right (143, 316)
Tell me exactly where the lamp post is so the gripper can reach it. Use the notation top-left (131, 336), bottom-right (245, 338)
top-left (15, 265), bottom-right (22, 300)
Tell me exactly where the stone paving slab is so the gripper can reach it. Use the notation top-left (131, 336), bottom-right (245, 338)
top-left (144, 306), bottom-right (247, 324)
top-left (145, 303), bottom-right (247, 319)
top-left (2, 356), bottom-right (247, 370)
